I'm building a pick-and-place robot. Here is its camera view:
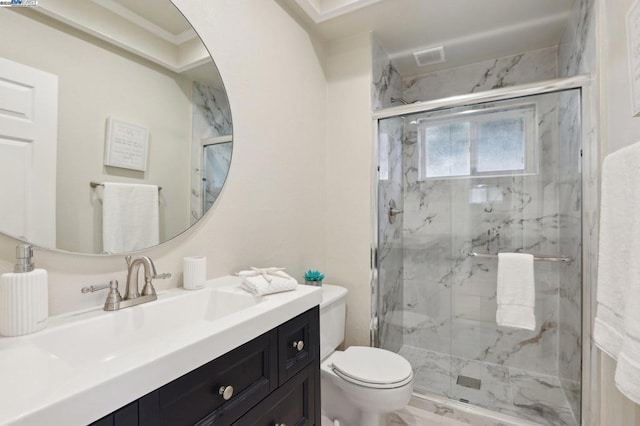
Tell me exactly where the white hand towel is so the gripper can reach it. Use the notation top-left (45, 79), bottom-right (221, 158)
top-left (594, 141), bottom-right (640, 404)
top-left (496, 253), bottom-right (535, 331)
top-left (102, 183), bottom-right (159, 253)
top-left (237, 267), bottom-right (298, 296)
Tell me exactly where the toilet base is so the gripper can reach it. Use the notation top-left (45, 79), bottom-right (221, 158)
top-left (360, 411), bottom-right (386, 426)
top-left (321, 375), bottom-right (360, 425)
top-left (321, 352), bottom-right (413, 426)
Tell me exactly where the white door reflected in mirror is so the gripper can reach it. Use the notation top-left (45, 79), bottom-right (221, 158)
top-left (0, 58), bottom-right (58, 249)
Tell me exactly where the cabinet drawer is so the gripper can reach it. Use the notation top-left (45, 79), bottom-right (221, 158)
top-left (277, 306), bottom-right (319, 385)
top-left (231, 364), bottom-right (316, 426)
top-left (140, 331), bottom-right (277, 426)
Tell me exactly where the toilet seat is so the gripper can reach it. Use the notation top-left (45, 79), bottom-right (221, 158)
top-left (331, 346), bottom-right (413, 389)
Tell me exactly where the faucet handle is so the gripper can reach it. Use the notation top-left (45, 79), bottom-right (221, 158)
top-left (153, 273), bottom-right (172, 280)
top-left (82, 280), bottom-right (122, 311)
top-left (103, 280), bottom-right (122, 311)
top-left (81, 283), bottom-right (111, 293)
top-left (140, 272), bottom-right (170, 297)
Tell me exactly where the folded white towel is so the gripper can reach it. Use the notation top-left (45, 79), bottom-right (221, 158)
top-left (237, 267), bottom-right (298, 296)
top-left (594, 142), bottom-right (640, 404)
top-left (102, 183), bottom-right (159, 253)
top-left (496, 253), bottom-right (535, 331)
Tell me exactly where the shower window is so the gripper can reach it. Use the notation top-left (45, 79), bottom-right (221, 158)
top-left (419, 103), bottom-right (537, 179)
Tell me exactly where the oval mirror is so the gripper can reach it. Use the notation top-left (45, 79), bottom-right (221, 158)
top-left (0, 0), bottom-right (232, 255)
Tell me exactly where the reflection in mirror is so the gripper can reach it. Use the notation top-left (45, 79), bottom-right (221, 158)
top-left (0, 0), bottom-right (232, 255)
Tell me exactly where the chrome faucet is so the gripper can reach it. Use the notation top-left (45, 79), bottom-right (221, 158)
top-left (81, 256), bottom-right (171, 311)
top-left (125, 255), bottom-right (157, 299)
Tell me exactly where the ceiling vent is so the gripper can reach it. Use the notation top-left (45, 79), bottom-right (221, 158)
top-left (413, 46), bottom-right (446, 67)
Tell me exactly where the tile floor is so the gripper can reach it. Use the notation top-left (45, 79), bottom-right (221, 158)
top-left (396, 345), bottom-right (578, 426)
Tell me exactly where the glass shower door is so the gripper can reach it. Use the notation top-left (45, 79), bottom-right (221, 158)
top-left (202, 140), bottom-right (232, 212)
top-left (376, 88), bottom-right (582, 426)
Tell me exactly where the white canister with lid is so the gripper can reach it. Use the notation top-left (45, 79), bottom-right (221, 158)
top-left (183, 256), bottom-right (207, 290)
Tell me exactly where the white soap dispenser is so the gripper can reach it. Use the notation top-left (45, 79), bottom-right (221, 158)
top-left (0, 244), bottom-right (48, 336)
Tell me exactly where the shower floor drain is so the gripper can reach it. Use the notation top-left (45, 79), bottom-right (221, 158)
top-left (456, 375), bottom-right (481, 390)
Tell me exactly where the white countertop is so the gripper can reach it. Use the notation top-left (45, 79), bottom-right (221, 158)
top-left (0, 276), bottom-right (322, 425)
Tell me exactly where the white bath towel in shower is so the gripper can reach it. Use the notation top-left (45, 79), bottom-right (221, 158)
top-left (495, 253), bottom-right (535, 331)
top-left (594, 141), bottom-right (640, 404)
top-left (102, 182), bottom-right (159, 253)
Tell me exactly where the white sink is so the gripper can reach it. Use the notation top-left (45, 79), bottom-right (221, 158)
top-left (0, 276), bottom-right (321, 425)
top-left (32, 284), bottom-right (262, 365)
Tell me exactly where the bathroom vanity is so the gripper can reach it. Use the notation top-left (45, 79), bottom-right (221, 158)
top-left (90, 306), bottom-right (320, 426)
top-left (0, 277), bottom-right (322, 425)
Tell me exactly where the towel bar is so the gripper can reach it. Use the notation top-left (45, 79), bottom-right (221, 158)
top-left (90, 181), bottom-right (162, 191)
top-left (469, 252), bottom-right (573, 263)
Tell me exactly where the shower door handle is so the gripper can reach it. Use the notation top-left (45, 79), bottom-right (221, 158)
top-left (388, 199), bottom-right (403, 224)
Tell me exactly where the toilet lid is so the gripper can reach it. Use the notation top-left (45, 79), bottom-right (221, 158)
top-left (331, 346), bottom-right (412, 386)
top-left (333, 368), bottom-right (413, 389)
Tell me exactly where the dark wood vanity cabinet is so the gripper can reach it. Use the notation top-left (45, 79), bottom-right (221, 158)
top-left (89, 306), bottom-right (320, 426)
top-left (89, 401), bottom-right (139, 426)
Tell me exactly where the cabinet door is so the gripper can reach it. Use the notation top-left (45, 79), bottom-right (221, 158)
top-left (278, 306), bottom-right (319, 385)
top-left (89, 400), bottom-right (138, 426)
top-left (140, 331), bottom-right (277, 426)
top-left (231, 363), bottom-right (317, 426)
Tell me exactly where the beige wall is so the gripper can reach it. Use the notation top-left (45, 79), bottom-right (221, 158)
top-left (0, 0), bottom-right (327, 315)
top-left (601, 355), bottom-right (640, 424)
top-left (601, 0), bottom-right (640, 154)
top-left (325, 34), bottom-right (374, 347)
top-left (0, 9), bottom-right (192, 254)
top-left (599, 0), bottom-right (640, 423)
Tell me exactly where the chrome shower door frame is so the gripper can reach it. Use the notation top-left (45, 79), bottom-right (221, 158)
top-left (370, 75), bottom-right (597, 426)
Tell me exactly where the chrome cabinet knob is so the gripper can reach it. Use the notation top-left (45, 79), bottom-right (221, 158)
top-left (219, 385), bottom-right (234, 400)
top-left (274, 423), bottom-right (286, 426)
top-left (292, 340), bottom-right (304, 351)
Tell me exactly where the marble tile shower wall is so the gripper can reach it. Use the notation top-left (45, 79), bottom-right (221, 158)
top-left (557, 0), bottom-right (597, 421)
top-left (373, 37), bottom-right (405, 352)
top-left (190, 81), bottom-right (232, 224)
top-left (399, 48), bottom-right (573, 377)
top-left (202, 143), bottom-right (232, 212)
top-left (372, 37), bottom-right (403, 111)
top-left (403, 47), bottom-right (558, 102)
top-left (556, 89), bottom-right (582, 424)
top-left (378, 116), bottom-right (404, 353)
top-left (402, 94), bottom-right (564, 376)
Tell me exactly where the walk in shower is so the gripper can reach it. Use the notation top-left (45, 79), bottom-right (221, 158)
top-left (374, 79), bottom-right (585, 426)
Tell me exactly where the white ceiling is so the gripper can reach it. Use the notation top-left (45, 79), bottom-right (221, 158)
top-left (278, 0), bottom-right (576, 77)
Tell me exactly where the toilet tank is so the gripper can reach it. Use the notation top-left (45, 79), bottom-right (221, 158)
top-left (319, 284), bottom-right (348, 360)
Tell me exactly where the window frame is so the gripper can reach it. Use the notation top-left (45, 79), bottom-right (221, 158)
top-left (418, 103), bottom-right (538, 180)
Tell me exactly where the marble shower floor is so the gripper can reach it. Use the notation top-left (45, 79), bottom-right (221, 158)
top-left (397, 346), bottom-right (578, 426)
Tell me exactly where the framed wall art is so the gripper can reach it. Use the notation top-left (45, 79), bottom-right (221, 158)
top-left (104, 117), bottom-right (149, 171)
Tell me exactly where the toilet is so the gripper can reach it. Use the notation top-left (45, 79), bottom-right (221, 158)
top-left (319, 284), bottom-right (413, 426)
